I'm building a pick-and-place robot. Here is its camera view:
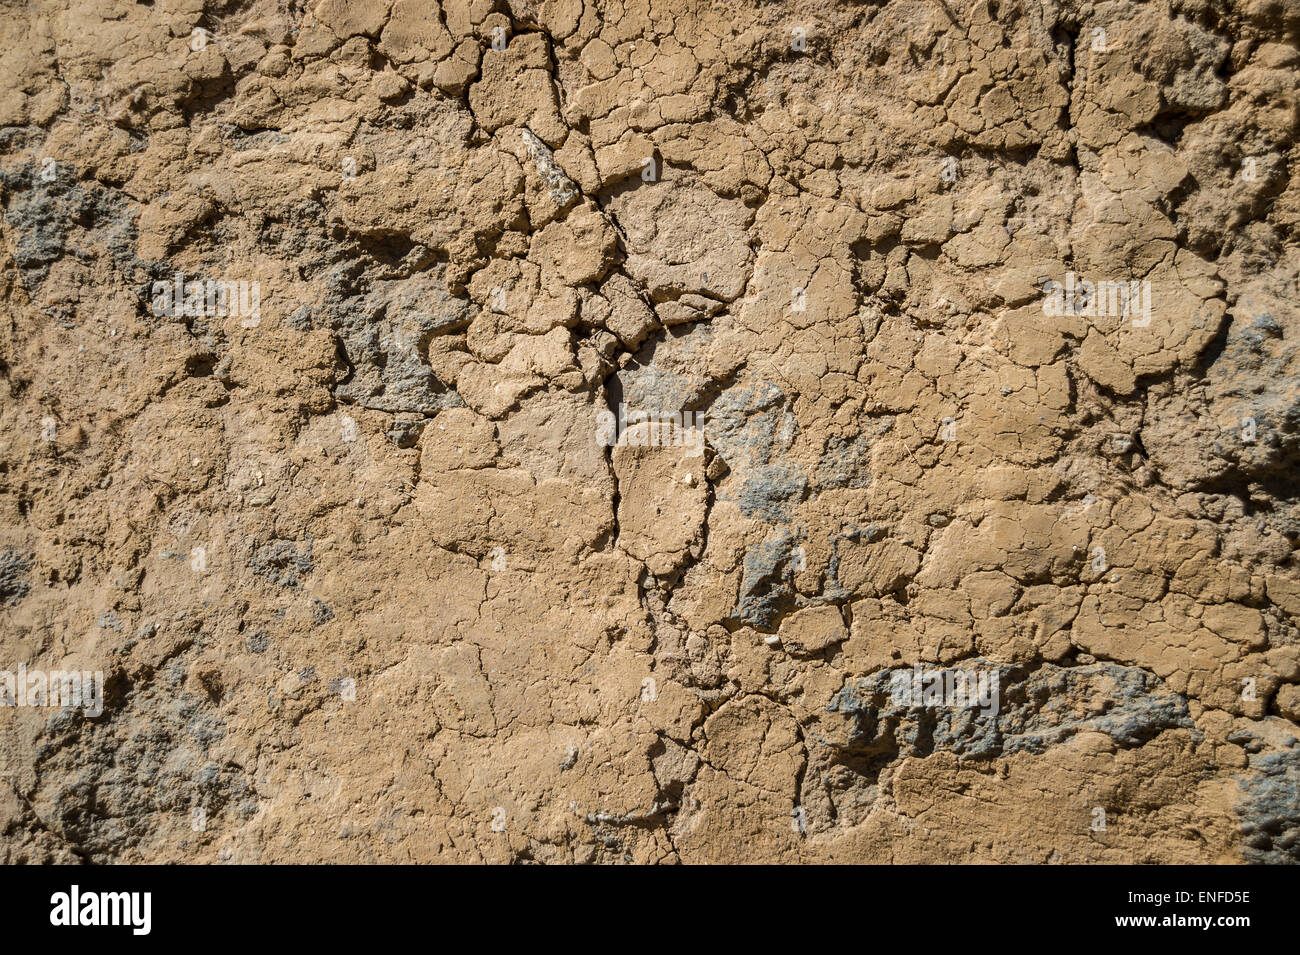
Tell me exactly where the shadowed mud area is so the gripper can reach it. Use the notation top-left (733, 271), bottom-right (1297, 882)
top-left (0, 0), bottom-right (1298, 864)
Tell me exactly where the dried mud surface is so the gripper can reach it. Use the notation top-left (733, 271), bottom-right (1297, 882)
top-left (1, 0), bottom-right (1299, 863)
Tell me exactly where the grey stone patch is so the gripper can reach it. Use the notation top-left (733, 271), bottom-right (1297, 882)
top-left (256, 198), bottom-right (341, 266)
top-left (1234, 745), bottom-right (1300, 864)
top-left (521, 128), bottom-right (579, 208)
top-left (1160, 281), bottom-right (1300, 542)
top-left (611, 324), bottom-right (716, 413)
top-left (815, 432), bottom-right (875, 491)
top-left (0, 163), bottom-right (94, 285)
top-left (311, 599), bottom-right (334, 626)
top-left (616, 365), bottom-right (700, 416)
top-left (612, 338), bottom-right (889, 624)
top-left (826, 661), bottom-right (1194, 761)
top-left (96, 612), bottom-right (122, 632)
top-left (245, 630), bottom-right (270, 654)
top-left (613, 335), bottom-right (864, 523)
top-left (820, 524), bottom-right (889, 601)
top-left (387, 418), bottom-right (427, 448)
top-left (733, 465), bottom-right (808, 523)
top-left (0, 162), bottom-right (164, 309)
top-left (256, 200), bottom-right (472, 423)
top-left (1234, 310), bottom-right (1283, 349)
top-left (29, 643), bottom-right (255, 860)
top-left (224, 127), bottom-right (289, 152)
top-left (611, 334), bottom-right (881, 626)
top-left (0, 550), bottom-right (33, 606)
top-left (1209, 306), bottom-right (1300, 476)
top-left (367, 267), bottom-right (477, 338)
top-left (708, 375), bottom-right (804, 522)
top-left (282, 304), bottom-right (314, 331)
top-left (0, 127), bottom-right (35, 153)
top-left (736, 529), bottom-right (798, 628)
top-left (249, 537), bottom-right (314, 589)
top-left (330, 264), bottom-right (472, 414)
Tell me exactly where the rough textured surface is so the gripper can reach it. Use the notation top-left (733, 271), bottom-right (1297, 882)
top-left (1, 0), bottom-right (1298, 864)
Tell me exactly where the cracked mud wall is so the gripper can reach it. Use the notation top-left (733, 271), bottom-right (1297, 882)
top-left (1, 0), bottom-right (1298, 864)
